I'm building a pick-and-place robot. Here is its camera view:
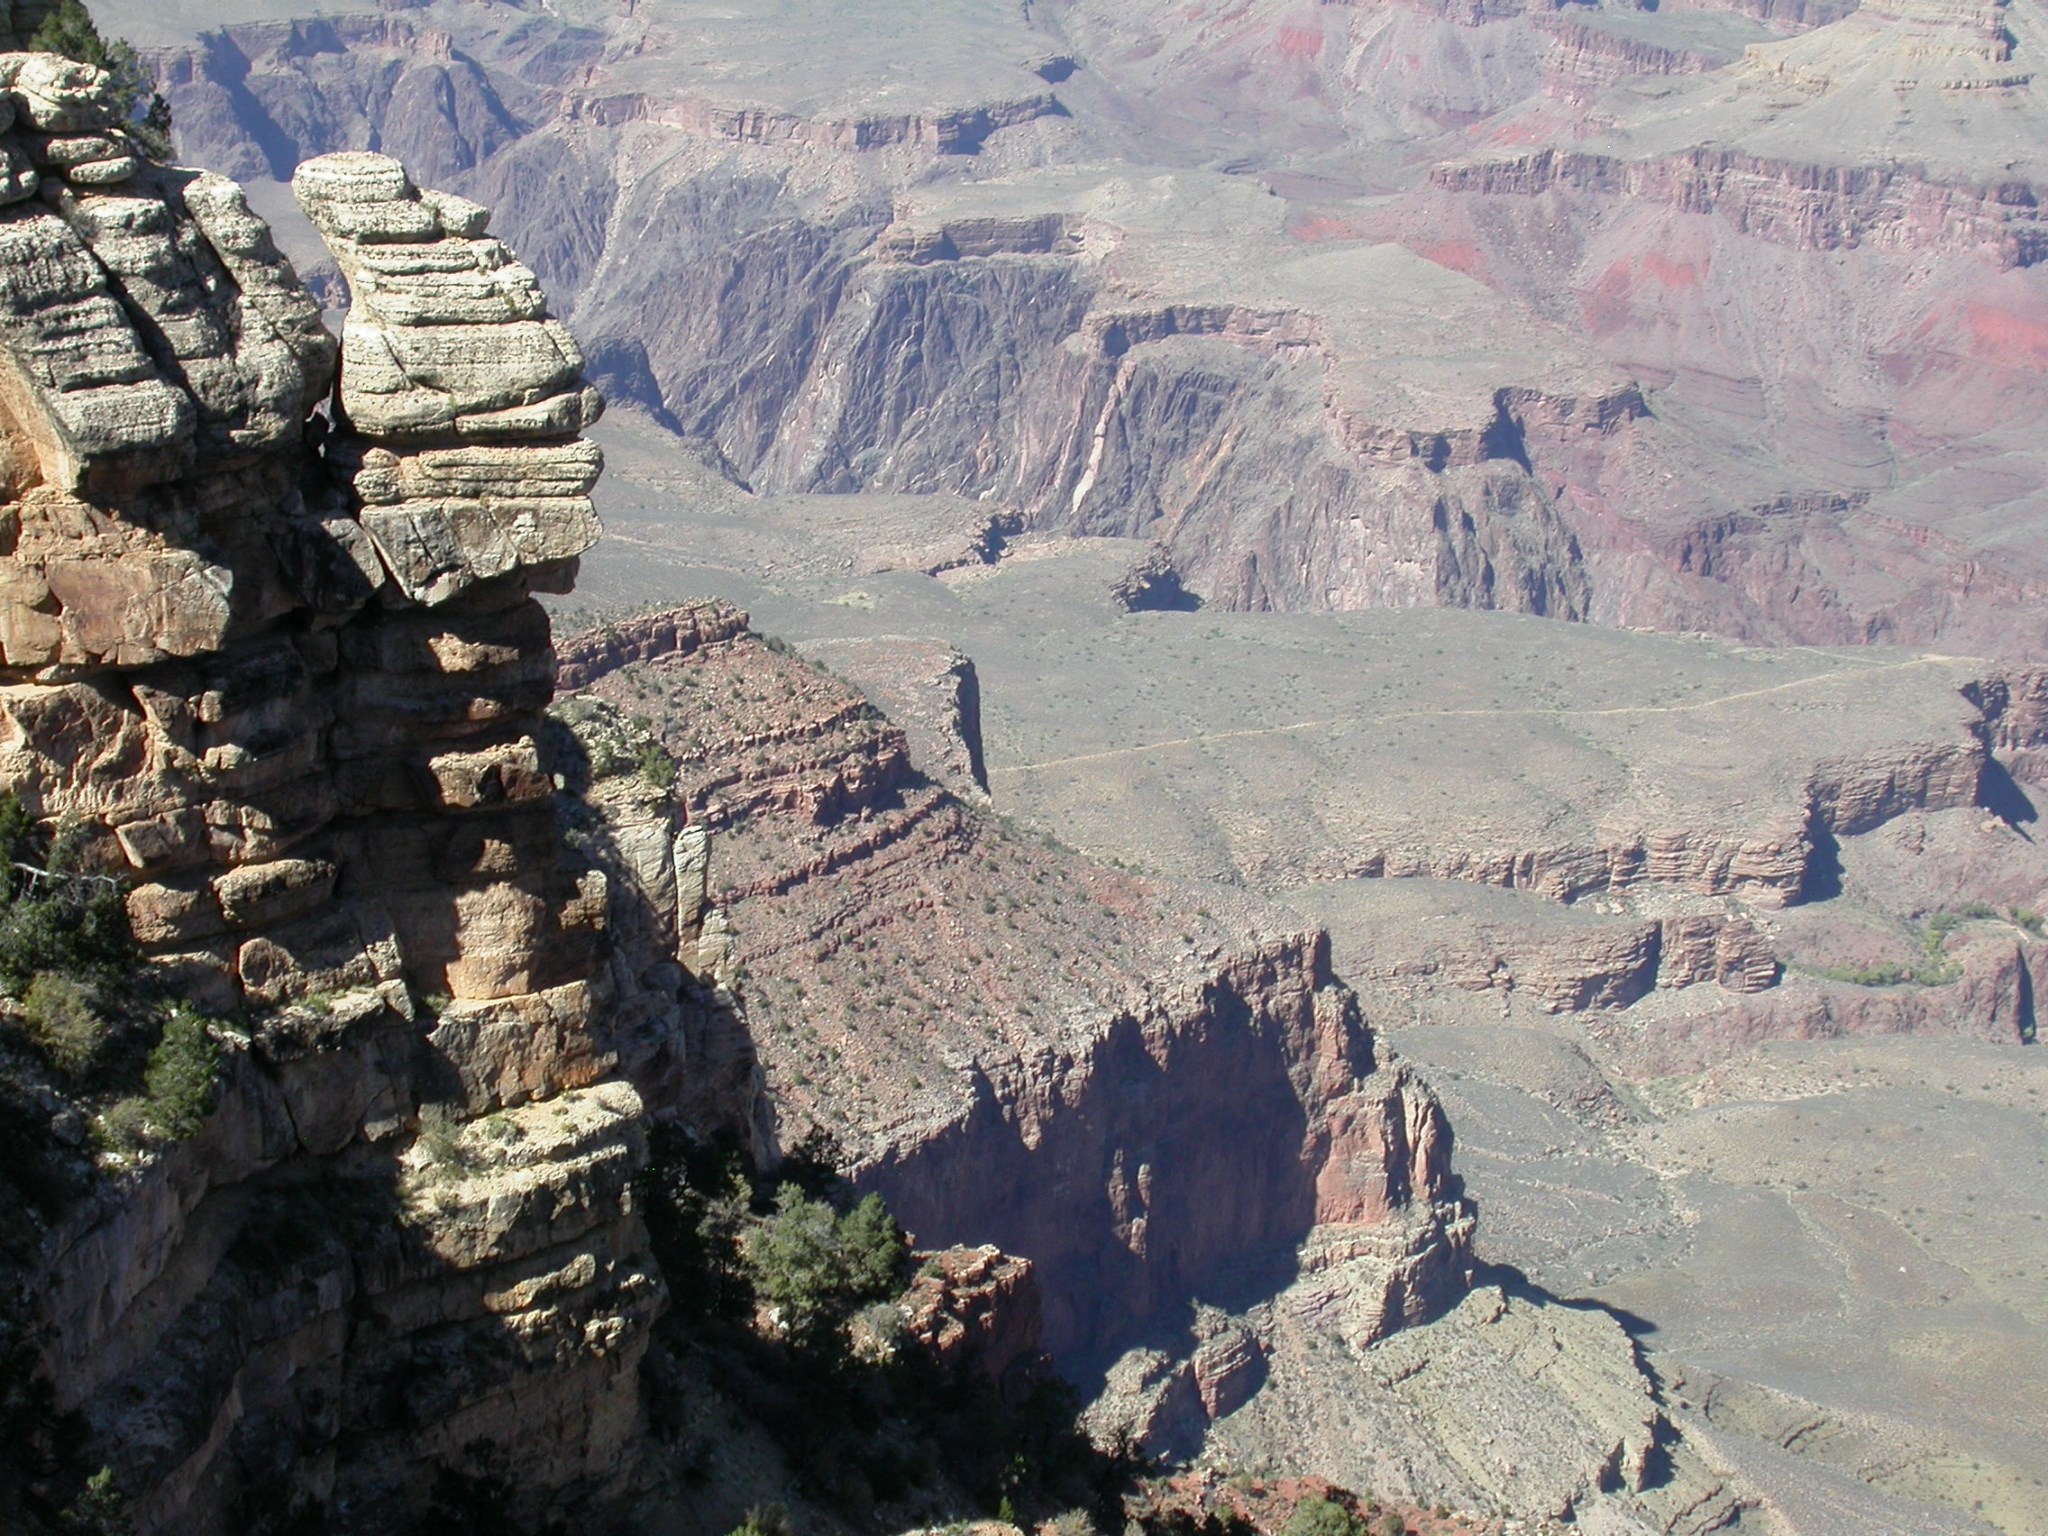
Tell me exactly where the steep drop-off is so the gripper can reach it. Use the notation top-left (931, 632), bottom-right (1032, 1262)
top-left (0, 102), bottom-right (666, 1529)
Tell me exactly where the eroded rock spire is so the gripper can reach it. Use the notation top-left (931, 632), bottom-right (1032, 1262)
top-left (0, 61), bottom-right (653, 1533)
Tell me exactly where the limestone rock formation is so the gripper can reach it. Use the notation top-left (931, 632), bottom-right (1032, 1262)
top-left (0, 111), bottom-right (658, 1531)
top-left (292, 152), bottom-right (602, 606)
top-left (898, 1244), bottom-right (1044, 1388)
top-left (799, 633), bottom-right (993, 804)
top-left (559, 610), bottom-right (1481, 1413)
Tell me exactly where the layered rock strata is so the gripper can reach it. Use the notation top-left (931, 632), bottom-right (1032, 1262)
top-left (560, 612), bottom-right (1477, 1408)
top-left (2, 114), bottom-right (655, 1532)
top-left (137, 0), bottom-right (2048, 656)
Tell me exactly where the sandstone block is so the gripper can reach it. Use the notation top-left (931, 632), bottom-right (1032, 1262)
top-left (383, 870), bottom-right (603, 1001)
top-left (340, 314), bottom-right (584, 421)
top-left (291, 151), bottom-right (415, 206)
top-left (111, 806), bottom-right (212, 873)
top-left (339, 598), bottom-right (550, 676)
top-left (235, 899), bottom-right (404, 1007)
top-left (425, 979), bottom-right (610, 1113)
top-left (419, 189), bottom-right (488, 238)
top-left (343, 440), bottom-right (604, 506)
top-left (399, 1081), bottom-right (645, 1264)
top-left (55, 153), bottom-right (137, 187)
top-left (316, 195), bottom-right (442, 246)
top-left (201, 774), bottom-right (340, 865)
top-left (348, 256), bottom-right (549, 327)
top-left (5, 53), bottom-right (117, 133)
top-left (178, 171), bottom-right (338, 401)
top-left (213, 856), bottom-right (338, 930)
top-left (0, 679), bottom-right (176, 823)
top-left (22, 130), bottom-right (125, 169)
top-left (266, 507), bottom-right (388, 617)
top-left (358, 495), bottom-right (601, 605)
top-left (256, 984), bottom-right (416, 1154)
top-left (423, 737), bottom-right (553, 811)
top-left (453, 383), bottom-right (604, 440)
top-left (126, 877), bottom-right (226, 947)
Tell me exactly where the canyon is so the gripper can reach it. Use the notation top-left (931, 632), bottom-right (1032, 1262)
top-left (555, 419), bottom-right (2046, 1534)
top-left (0, 0), bottom-right (2040, 1531)
top-left (0, 52), bottom-right (1643, 1536)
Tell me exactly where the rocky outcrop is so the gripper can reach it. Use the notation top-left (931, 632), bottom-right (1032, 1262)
top-left (1598, 942), bottom-right (2041, 1074)
top-left (1210, 1284), bottom-right (1748, 1533)
top-left (1535, 14), bottom-right (1739, 104)
top-left (553, 600), bottom-right (750, 690)
top-left (563, 619), bottom-right (1477, 1380)
top-left (1111, 543), bottom-right (1198, 612)
top-left (293, 152), bottom-right (601, 604)
top-left (1967, 665), bottom-right (2048, 783)
top-left (1433, 144), bottom-right (2048, 269)
top-left (0, 115), bottom-right (663, 1533)
top-left (899, 1244), bottom-right (1044, 1389)
top-left (799, 634), bottom-right (992, 803)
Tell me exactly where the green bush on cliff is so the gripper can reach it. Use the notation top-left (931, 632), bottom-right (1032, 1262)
top-left (746, 1187), bottom-right (906, 1346)
top-left (0, 802), bottom-right (135, 997)
top-left (1281, 1497), bottom-right (1367, 1536)
top-left (19, 975), bottom-right (107, 1080)
top-left (637, 1129), bottom-right (1143, 1525)
top-left (91, 1010), bottom-right (220, 1152)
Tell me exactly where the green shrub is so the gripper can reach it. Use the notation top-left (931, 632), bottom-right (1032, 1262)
top-left (1281, 1497), bottom-right (1365, 1536)
top-left (92, 1011), bottom-right (219, 1151)
top-left (746, 1186), bottom-right (906, 1346)
top-left (727, 1505), bottom-right (792, 1536)
top-left (1807, 961), bottom-right (1913, 987)
top-left (748, 1188), bottom-right (852, 1340)
top-left (19, 974), bottom-right (106, 1078)
top-left (59, 1464), bottom-right (130, 1535)
top-left (412, 1102), bottom-right (475, 1176)
top-left (837, 1192), bottom-right (908, 1300)
top-left (636, 737), bottom-right (677, 790)
top-left (90, 1097), bottom-right (151, 1154)
top-left (0, 799), bottom-right (135, 996)
top-left (142, 1010), bottom-right (217, 1138)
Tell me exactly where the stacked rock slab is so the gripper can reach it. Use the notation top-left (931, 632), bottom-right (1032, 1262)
top-left (293, 150), bottom-right (603, 606)
top-left (0, 67), bottom-right (651, 1534)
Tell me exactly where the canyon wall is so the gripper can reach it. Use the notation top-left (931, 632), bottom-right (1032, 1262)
top-left (124, 0), bottom-right (2048, 656)
top-left (0, 92), bottom-right (675, 1530)
top-left (560, 611), bottom-right (1478, 1398)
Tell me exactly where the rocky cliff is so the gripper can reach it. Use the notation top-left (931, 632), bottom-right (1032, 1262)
top-left (0, 81), bottom-right (672, 1529)
top-left (0, 101), bottom-right (1524, 1529)
top-left (560, 606), bottom-right (1486, 1446)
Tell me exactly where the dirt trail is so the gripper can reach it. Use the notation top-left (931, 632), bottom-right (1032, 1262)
top-left (989, 654), bottom-right (1970, 777)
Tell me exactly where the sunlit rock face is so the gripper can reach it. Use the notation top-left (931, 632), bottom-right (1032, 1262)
top-left (0, 91), bottom-right (656, 1532)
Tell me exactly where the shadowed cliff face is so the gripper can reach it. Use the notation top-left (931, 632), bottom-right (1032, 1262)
top-left (0, 78), bottom-right (667, 1529)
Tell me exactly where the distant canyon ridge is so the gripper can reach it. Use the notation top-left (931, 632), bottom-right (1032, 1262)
top-left (129, 0), bottom-right (2048, 656)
